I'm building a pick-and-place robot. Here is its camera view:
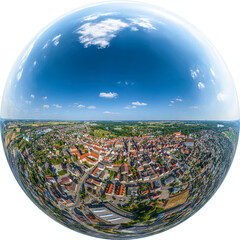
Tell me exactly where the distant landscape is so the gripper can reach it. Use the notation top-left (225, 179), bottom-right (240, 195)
top-left (1, 120), bottom-right (239, 238)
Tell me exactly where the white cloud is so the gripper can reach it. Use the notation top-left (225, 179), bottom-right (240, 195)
top-left (132, 101), bottom-right (147, 106)
top-left (33, 61), bottom-right (37, 67)
top-left (84, 13), bottom-right (114, 21)
top-left (88, 106), bottom-right (96, 109)
top-left (190, 69), bottom-right (199, 79)
top-left (42, 96), bottom-right (47, 100)
top-left (75, 17), bottom-right (156, 49)
top-left (210, 68), bottom-right (216, 77)
top-left (53, 104), bottom-right (62, 108)
top-left (43, 105), bottom-right (49, 108)
top-left (131, 26), bottom-right (138, 31)
top-left (190, 106), bottom-right (199, 109)
top-left (77, 104), bottom-right (85, 108)
top-left (76, 19), bottom-right (129, 49)
top-left (43, 40), bottom-right (50, 49)
top-left (176, 98), bottom-right (183, 102)
top-left (198, 82), bottom-right (205, 89)
top-left (125, 105), bottom-right (136, 109)
top-left (128, 18), bottom-right (156, 30)
top-left (25, 100), bottom-right (31, 105)
top-left (21, 41), bottom-right (35, 66)
top-left (217, 92), bottom-right (227, 102)
top-left (30, 94), bottom-right (35, 99)
top-left (17, 67), bottom-right (23, 81)
top-left (103, 111), bottom-right (119, 114)
top-left (52, 34), bottom-right (61, 46)
top-left (168, 104), bottom-right (173, 107)
top-left (170, 100), bottom-right (174, 104)
top-left (99, 92), bottom-right (118, 98)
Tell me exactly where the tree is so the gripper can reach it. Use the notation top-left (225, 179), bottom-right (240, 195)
top-left (73, 154), bottom-right (78, 162)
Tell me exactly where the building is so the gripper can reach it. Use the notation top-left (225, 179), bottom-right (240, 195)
top-left (115, 184), bottom-right (125, 196)
top-left (60, 176), bottom-right (72, 185)
top-left (127, 186), bottom-right (139, 197)
top-left (87, 204), bottom-right (133, 224)
top-left (105, 183), bottom-right (114, 195)
top-left (162, 175), bottom-right (175, 186)
top-left (185, 138), bottom-right (194, 147)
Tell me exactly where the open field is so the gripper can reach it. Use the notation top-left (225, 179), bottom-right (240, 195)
top-left (164, 189), bottom-right (189, 210)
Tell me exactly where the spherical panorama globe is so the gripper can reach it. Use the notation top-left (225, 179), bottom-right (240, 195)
top-left (1, 2), bottom-right (239, 239)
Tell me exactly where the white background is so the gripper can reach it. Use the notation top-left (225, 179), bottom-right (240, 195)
top-left (0, 1), bottom-right (239, 239)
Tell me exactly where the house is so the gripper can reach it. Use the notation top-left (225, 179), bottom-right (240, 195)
top-left (65, 182), bottom-right (77, 192)
top-left (99, 171), bottom-right (106, 180)
top-left (60, 176), bottom-right (72, 185)
top-left (92, 167), bottom-right (101, 177)
top-left (120, 163), bottom-right (131, 174)
top-left (151, 193), bottom-right (161, 200)
top-left (105, 183), bottom-right (114, 195)
top-left (67, 164), bottom-right (81, 177)
top-left (70, 146), bottom-right (81, 159)
top-left (97, 162), bottom-right (105, 171)
top-left (116, 185), bottom-right (125, 196)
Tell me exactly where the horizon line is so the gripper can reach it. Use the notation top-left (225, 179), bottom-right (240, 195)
top-left (1, 118), bottom-right (239, 122)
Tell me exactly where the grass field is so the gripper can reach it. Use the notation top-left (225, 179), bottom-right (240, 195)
top-left (164, 189), bottom-right (189, 210)
top-left (223, 130), bottom-right (235, 142)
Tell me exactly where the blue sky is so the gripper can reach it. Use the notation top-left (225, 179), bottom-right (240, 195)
top-left (1, 3), bottom-right (239, 120)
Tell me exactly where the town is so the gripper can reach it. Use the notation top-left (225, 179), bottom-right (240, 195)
top-left (2, 120), bottom-right (238, 237)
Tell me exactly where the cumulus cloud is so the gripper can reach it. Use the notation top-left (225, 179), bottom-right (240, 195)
top-left (125, 105), bottom-right (136, 109)
top-left (42, 96), bottom-right (47, 100)
top-left (176, 98), bottom-right (183, 102)
top-left (76, 19), bottom-right (129, 49)
top-left (52, 34), bottom-right (61, 46)
top-left (131, 26), bottom-right (138, 31)
top-left (53, 104), bottom-right (62, 108)
top-left (190, 68), bottom-right (199, 79)
top-left (33, 61), bottom-right (37, 67)
top-left (83, 13), bottom-right (114, 21)
top-left (198, 82), bottom-right (205, 89)
top-left (104, 111), bottom-right (119, 114)
top-left (75, 17), bottom-right (156, 49)
top-left (43, 105), bottom-right (49, 108)
top-left (217, 92), bottom-right (227, 102)
top-left (99, 92), bottom-right (118, 98)
top-left (30, 94), bottom-right (35, 99)
top-left (77, 104), bottom-right (85, 108)
top-left (168, 104), bottom-right (173, 107)
top-left (132, 101), bottom-right (147, 106)
top-left (128, 18), bottom-right (156, 30)
top-left (88, 106), bottom-right (96, 109)
top-left (170, 100), bottom-right (174, 104)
